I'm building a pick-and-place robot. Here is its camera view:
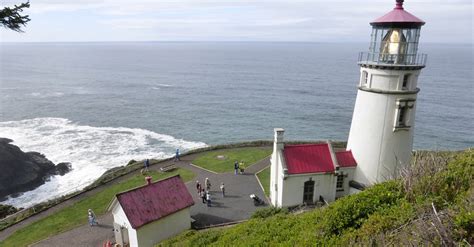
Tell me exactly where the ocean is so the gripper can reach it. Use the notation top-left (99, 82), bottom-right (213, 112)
top-left (0, 42), bottom-right (472, 207)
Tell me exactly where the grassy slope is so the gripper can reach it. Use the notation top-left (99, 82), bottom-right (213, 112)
top-left (161, 150), bottom-right (473, 246)
top-left (192, 147), bottom-right (271, 173)
top-left (256, 166), bottom-right (270, 196)
top-left (1, 168), bottom-right (195, 247)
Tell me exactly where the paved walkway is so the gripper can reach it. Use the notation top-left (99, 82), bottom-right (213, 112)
top-left (2, 148), bottom-right (271, 246)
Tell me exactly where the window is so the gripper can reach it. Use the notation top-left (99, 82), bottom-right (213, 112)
top-left (336, 174), bottom-right (344, 191)
top-left (395, 100), bottom-right (415, 129)
top-left (303, 179), bottom-right (315, 204)
top-left (361, 71), bottom-right (369, 86)
top-left (402, 74), bottom-right (410, 90)
top-left (398, 107), bottom-right (407, 127)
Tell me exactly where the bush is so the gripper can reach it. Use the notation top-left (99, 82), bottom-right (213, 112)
top-left (251, 207), bottom-right (288, 219)
top-left (320, 180), bottom-right (404, 235)
top-left (0, 204), bottom-right (18, 219)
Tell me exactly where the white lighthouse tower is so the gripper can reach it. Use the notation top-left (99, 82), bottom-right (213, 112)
top-left (347, 0), bottom-right (427, 187)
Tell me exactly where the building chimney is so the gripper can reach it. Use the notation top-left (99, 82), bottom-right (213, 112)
top-left (274, 128), bottom-right (285, 151)
top-left (145, 176), bottom-right (152, 185)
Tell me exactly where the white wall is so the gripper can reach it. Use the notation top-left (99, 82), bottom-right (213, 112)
top-left (112, 203), bottom-right (138, 247)
top-left (348, 67), bottom-right (421, 185)
top-left (270, 128), bottom-right (284, 207)
top-left (276, 153), bottom-right (286, 207)
top-left (336, 167), bottom-right (355, 198)
top-left (279, 173), bottom-right (336, 207)
top-left (136, 208), bottom-right (191, 247)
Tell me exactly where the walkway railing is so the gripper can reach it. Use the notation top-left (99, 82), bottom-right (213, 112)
top-left (358, 52), bottom-right (427, 66)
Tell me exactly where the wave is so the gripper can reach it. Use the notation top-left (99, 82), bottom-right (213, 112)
top-left (0, 118), bottom-right (207, 208)
top-left (29, 92), bottom-right (65, 98)
top-left (151, 84), bottom-right (174, 90)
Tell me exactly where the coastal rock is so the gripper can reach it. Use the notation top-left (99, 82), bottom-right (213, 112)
top-left (0, 138), bottom-right (72, 200)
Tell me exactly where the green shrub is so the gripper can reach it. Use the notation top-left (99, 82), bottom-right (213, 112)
top-left (0, 204), bottom-right (18, 219)
top-left (320, 180), bottom-right (404, 235)
top-left (251, 207), bottom-right (288, 219)
top-left (410, 149), bottom-right (473, 208)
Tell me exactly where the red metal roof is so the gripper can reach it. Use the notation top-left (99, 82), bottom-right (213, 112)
top-left (116, 175), bottom-right (194, 229)
top-left (283, 143), bottom-right (335, 174)
top-left (336, 150), bottom-right (357, 168)
top-left (371, 0), bottom-right (425, 27)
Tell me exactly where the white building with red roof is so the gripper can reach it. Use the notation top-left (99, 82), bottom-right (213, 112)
top-left (108, 175), bottom-right (194, 247)
top-left (270, 128), bottom-right (356, 207)
top-left (270, 0), bottom-right (427, 206)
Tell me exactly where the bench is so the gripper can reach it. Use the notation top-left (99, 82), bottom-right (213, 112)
top-left (160, 163), bottom-right (176, 172)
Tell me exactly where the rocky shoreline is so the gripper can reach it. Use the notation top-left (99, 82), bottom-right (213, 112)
top-left (0, 138), bottom-right (71, 201)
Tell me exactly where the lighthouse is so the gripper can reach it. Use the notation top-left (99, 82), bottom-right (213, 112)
top-left (347, 0), bottom-right (426, 187)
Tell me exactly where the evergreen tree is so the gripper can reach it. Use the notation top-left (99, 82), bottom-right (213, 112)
top-left (1, 1), bottom-right (30, 32)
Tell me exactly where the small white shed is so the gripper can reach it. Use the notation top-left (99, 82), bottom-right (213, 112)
top-left (108, 175), bottom-right (194, 247)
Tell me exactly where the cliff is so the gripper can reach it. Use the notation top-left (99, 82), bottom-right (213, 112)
top-left (0, 138), bottom-right (71, 200)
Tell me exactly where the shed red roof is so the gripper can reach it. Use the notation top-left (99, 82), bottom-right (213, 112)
top-left (283, 143), bottom-right (335, 174)
top-left (371, 0), bottom-right (425, 27)
top-left (116, 175), bottom-right (194, 229)
top-left (336, 150), bottom-right (357, 168)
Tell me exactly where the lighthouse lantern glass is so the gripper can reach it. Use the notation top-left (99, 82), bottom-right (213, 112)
top-left (368, 27), bottom-right (421, 64)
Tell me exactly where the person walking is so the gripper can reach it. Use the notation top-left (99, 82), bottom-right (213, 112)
top-left (205, 177), bottom-right (211, 191)
top-left (88, 209), bottom-right (98, 226)
top-left (239, 160), bottom-right (245, 174)
top-left (144, 159), bottom-right (150, 172)
top-left (206, 191), bottom-right (211, 207)
top-left (234, 161), bottom-right (239, 175)
top-left (174, 148), bottom-right (180, 161)
top-left (200, 188), bottom-right (206, 203)
top-left (220, 183), bottom-right (225, 197)
top-left (196, 181), bottom-right (202, 195)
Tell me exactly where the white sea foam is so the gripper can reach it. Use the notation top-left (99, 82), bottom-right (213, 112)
top-left (156, 83), bottom-right (173, 87)
top-left (0, 118), bottom-right (207, 208)
top-left (151, 84), bottom-right (174, 90)
top-left (29, 92), bottom-right (65, 98)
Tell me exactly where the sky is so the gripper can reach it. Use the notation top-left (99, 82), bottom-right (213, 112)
top-left (0, 0), bottom-right (472, 43)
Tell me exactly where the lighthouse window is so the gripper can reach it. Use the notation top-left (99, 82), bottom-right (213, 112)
top-left (402, 74), bottom-right (410, 90)
top-left (395, 100), bottom-right (415, 129)
top-left (361, 71), bottom-right (369, 86)
top-left (398, 107), bottom-right (407, 127)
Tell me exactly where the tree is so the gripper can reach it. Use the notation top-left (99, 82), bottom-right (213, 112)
top-left (0, 1), bottom-right (30, 32)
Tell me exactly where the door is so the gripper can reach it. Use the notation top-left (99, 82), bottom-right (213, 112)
top-left (113, 223), bottom-right (130, 247)
top-left (303, 180), bottom-right (315, 204)
top-left (113, 223), bottom-right (123, 246)
top-left (121, 226), bottom-right (129, 246)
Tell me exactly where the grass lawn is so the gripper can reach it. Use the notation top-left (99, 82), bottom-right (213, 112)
top-left (256, 166), bottom-right (270, 196)
top-left (1, 168), bottom-right (195, 247)
top-left (192, 147), bottom-right (272, 173)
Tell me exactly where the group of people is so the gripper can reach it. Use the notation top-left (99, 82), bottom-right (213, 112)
top-left (234, 160), bottom-right (245, 175)
top-left (196, 178), bottom-right (225, 207)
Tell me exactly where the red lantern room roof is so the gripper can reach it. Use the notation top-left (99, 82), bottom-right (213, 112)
top-left (371, 0), bottom-right (425, 28)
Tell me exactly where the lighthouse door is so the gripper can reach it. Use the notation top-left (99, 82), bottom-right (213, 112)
top-left (303, 180), bottom-right (315, 204)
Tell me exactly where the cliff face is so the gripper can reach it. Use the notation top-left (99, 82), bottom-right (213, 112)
top-left (0, 138), bottom-right (71, 200)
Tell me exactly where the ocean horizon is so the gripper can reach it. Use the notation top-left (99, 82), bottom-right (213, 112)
top-left (0, 42), bottom-right (472, 207)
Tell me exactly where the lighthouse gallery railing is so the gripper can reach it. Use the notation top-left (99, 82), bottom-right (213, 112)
top-left (358, 52), bottom-right (427, 66)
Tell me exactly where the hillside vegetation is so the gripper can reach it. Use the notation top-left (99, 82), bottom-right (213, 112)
top-left (161, 149), bottom-right (473, 246)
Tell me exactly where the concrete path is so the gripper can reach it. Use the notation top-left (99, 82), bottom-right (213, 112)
top-left (34, 214), bottom-right (115, 247)
top-left (16, 148), bottom-right (271, 246)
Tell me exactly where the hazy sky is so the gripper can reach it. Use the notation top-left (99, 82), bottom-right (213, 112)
top-left (1, 0), bottom-right (472, 43)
